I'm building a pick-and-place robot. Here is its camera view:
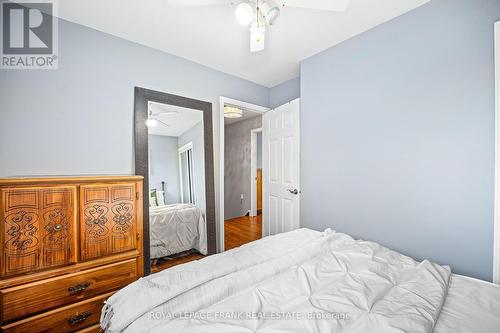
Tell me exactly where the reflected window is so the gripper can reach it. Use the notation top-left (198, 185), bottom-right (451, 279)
top-left (179, 142), bottom-right (195, 204)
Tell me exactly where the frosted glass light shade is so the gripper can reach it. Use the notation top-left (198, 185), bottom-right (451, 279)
top-left (224, 105), bottom-right (243, 118)
top-left (235, 2), bottom-right (254, 25)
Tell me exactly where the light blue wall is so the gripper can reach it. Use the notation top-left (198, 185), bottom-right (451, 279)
top-left (0, 18), bottom-right (269, 177)
top-left (148, 135), bottom-right (180, 204)
top-left (269, 77), bottom-right (300, 109)
top-left (300, 0), bottom-right (500, 281)
top-left (178, 121), bottom-right (206, 216)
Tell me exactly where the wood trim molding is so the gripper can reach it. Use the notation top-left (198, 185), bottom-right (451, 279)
top-left (494, 21), bottom-right (500, 284)
top-left (134, 87), bottom-right (217, 275)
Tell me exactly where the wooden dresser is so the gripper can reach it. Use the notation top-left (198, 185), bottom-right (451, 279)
top-left (0, 176), bottom-right (144, 333)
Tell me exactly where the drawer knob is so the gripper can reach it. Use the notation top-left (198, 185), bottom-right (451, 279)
top-left (68, 282), bottom-right (92, 295)
top-left (68, 311), bottom-right (91, 325)
top-left (54, 223), bottom-right (62, 231)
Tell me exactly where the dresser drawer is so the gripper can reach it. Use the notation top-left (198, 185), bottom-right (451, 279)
top-left (75, 323), bottom-right (102, 333)
top-left (0, 292), bottom-right (112, 333)
top-left (1, 259), bottom-right (137, 322)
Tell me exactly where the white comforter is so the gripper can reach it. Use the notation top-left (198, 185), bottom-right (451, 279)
top-left (102, 228), bottom-right (451, 333)
top-left (149, 204), bottom-right (207, 258)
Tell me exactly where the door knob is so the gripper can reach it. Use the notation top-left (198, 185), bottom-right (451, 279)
top-left (287, 189), bottom-right (299, 195)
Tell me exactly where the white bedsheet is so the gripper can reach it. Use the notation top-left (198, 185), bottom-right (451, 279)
top-left (149, 204), bottom-right (207, 259)
top-left (102, 228), bottom-right (454, 333)
top-left (433, 274), bottom-right (500, 333)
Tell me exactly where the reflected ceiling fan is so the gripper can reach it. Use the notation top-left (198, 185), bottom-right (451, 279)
top-left (146, 102), bottom-right (178, 128)
top-left (166, 0), bottom-right (352, 52)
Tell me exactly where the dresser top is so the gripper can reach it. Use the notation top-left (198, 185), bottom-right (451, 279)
top-left (0, 175), bottom-right (143, 186)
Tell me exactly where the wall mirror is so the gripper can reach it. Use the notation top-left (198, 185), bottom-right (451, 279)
top-left (134, 87), bottom-right (216, 275)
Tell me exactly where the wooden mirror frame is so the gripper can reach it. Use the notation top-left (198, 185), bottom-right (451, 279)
top-left (134, 87), bottom-right (217, 275)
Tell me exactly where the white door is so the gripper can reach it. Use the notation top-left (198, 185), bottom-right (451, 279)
top-left (263, 98), bottom-right (300, 236)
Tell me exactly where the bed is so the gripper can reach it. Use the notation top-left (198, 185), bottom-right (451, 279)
top-left (101, 228), bottom-right (500, 333)
top-left (149, 204), bottom-right (207, 259)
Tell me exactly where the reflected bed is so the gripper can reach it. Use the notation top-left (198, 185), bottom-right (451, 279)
top-left (149, 204), bottom-right (207, 260)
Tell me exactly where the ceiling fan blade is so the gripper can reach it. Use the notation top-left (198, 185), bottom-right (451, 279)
top-left (166, 0), bottom-right (232, 7)
top-left (155, 111), bottom-right (178, 116)
top-left (156, 119), bottom-right (171, 127)
top-left (281, 0), bottom-right (351, 11)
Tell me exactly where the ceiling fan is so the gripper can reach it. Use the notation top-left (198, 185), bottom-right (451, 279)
top-left (166, 0), bottom-right (352, 52)
top-left (146, 102), bottom-right (178, 128)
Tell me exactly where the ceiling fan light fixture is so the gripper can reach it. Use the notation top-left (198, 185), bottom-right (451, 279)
top-left (224, 105), bottom-right (243, 118)
top-left (146, 118), bottom-right (158, 127)
top-left (235, 2), bottom-right (254, 25)
top-left (259, 2), bottom-right (280, 25)
top-left (250, 22), bottom-right (266, 53)
top-left (146, 108), bottom-right (158, 127)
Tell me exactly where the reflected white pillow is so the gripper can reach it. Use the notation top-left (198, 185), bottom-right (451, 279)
top-left (157, 190), bottom-right (165, 206)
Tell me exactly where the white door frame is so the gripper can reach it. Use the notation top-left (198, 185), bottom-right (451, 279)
top-left (250, 128), bottom-right (263, 217)
top-left (494, 21), bottom-right (500, 284)
top-left (219, 97), bottom-right (269, 252)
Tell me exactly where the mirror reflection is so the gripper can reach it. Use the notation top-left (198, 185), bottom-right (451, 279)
top-left (146, 101), bottom-right (207, 273)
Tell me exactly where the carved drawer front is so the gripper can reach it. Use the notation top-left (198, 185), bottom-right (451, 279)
top-left (80, 183), bottom-right (137, 260)
top-left (0, 187), bottom-right (77, 277)
top-left (0, 292), bottom-right (113, 333)
top-left (0, 258), bottom-right (137, 323)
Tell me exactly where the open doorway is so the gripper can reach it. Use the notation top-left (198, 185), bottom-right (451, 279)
top-left (220, 97), bottom-right (268, 251)
top-left (250, 128), bottom-right (263, 217)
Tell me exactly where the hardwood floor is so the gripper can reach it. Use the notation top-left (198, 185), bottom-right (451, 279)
top-left (150, 251), bottom-right (205, 273)
top-left (150, 214), bottom-right (262, 273)
top-left (225, 214), bottom-right (262, 251)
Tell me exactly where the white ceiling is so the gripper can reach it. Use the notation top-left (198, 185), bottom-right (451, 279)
top-left (148, 102), bottom-right (203, 137)
top-left (56, 0), bottom-right (429, 87)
